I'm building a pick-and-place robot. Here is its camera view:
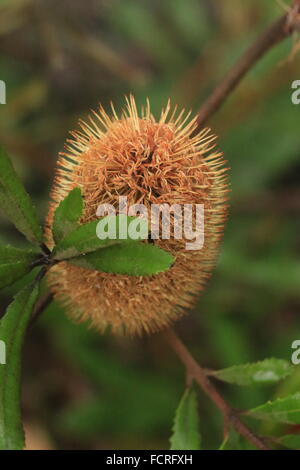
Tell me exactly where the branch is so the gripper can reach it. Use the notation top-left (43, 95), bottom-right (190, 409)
top-left (163, 2), bottom-right (300, 452)
top-left (29, 292), bottom-right (53, 327)
top-left (196, 0), bottom-right (300, 127)
top-left (164, 328), bottom-right (270, 451)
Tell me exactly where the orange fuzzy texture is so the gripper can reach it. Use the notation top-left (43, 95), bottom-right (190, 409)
top-left (45, 96), bottom-right (229, 335)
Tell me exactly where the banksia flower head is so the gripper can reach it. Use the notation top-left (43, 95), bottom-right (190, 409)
top-left (46, 95), bottom-right (229, 335)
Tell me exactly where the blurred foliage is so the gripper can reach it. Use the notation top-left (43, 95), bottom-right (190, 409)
top-left (0, 0), bottom-right (299, 450)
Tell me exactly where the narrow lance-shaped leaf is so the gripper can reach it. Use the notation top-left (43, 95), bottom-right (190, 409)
top-left (53, 215), bottom-right (149, 260)
top-left (248, 392), bottom-right (300, 425)
top-left (0, 281), bottom-right (40, 450)
top-left (211, 359), bottom-right (293, 386)
top-left (0, 146), bottom-right (43, 244)
top-left (52, 187), bottom-right (84, 244)
top-left (0, 245), bottom-right (39, 290)
top-left (170, 387), bottom-right (201, 451)
top-left (69, 242), bottom-right (174, 276)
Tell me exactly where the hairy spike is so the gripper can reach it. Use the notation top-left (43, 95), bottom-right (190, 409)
top-left (45, 95), bottom-right (229, 336)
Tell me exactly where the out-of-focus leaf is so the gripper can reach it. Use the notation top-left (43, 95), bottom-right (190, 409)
top-left (275, 367), bottom-right (300, 398)
top-left (0, 245), bottom-right (39, 289)
top-left (166, 0), bottom-right (210, 52)
top-left (211, 359), bottom-right (293, 386)
top-left (220, 246), bottom-right (300, 296)
top-left (70, 242), bottom-right (174, 276)
top-left (277, 434), bottom-right (300, 450)
top-left (0, 146), bottom-right (43, 244)
top-left (52, 187), bottom-right (83, 243)
top-left (249, 393), bottom-right (300, 425)
top-left (107, 0), bottom-right (187, 70)
top-left (219, 428), bottom-right (252, 450)
top-left (42, 305), bottom-right (179, 437)
top-left (224, 93), bottom-right (300, 200)
top-left (170, 387), bottom-right (201, 450)
top-left (0, 281), bottom-right (40, 450)
top-left (53, 215), bottom-right (148, 259)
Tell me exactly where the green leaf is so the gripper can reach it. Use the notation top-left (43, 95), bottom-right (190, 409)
top-left (0, 146), bottom-right (43, 244)
top-left (0, 245), bottom-right (39, 289)
top-left (170, 387), bottom-right (201, 450)
top-left (53, 215), bottom-right (149, 260)
top-left (69, 242), bottom-right (174, 276)
top-left (248, 392), bottom-right (300, 425)
top-left (0, 281), bottom-right (40, 449)
top-left (219, 434), bottom-right (237, 450)
top-left (211, 359), bottom-right (293, 386)
top-left (52, 187), bottom-right (84, 244)
top-left (277, 434), bottom-right (300, 450)
top-left (219, 432), bottom-right (255, 450)
top-left (219, 428), bottom-right (251, 450)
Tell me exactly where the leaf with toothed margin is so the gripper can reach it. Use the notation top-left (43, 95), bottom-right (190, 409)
top-left (0, 146), bottom-right (43, 244)
top-left (0, 281), bottom-right (41, 450)
top-left (248, 392), bottom-right (300, 425)
top-left (0, 245), bottom-right (40, 290)
top-left (211, 359), bottom-right (293, 386)
top-left (170, 387), bottom-right (201, 450)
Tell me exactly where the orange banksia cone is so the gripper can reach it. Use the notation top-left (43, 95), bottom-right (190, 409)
top-left (46, 96), bottom-right (229, 335)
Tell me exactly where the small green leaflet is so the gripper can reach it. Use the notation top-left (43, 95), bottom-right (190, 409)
top-left (0, 146), bottom-right (43, 244)
top-left (69, 242), bottom-right (174, 276)
top-left (211, 358), bottom-right (293, 386)
top-left (53, 215), bottom-right (149, 260)
top-left (170, 387), bottom-right (201, 450)
top-left (248, 392), bottom-right (300, 425)
top-left (52, 187), bottom-right (84, 244)
top-left (0, 282), bottom-right (40, 450)
top-left (0, 245), bottom-right (39, 289)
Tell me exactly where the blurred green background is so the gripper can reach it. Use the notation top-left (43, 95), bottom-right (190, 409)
top-left (0, 0), bottom-right (299, 450)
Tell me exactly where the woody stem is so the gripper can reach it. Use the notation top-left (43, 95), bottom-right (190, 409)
top-left (196, 0), bottom-right (300, 127)
top-left (164, 328), bottom-right (270, 450)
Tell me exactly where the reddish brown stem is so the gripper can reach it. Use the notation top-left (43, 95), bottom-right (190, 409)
top-left (197, 1), bottom-right (300, 127)
top-left (29, 292), bottom-right (53, 327)
top-left (164, 329), bottom-right (270, 451)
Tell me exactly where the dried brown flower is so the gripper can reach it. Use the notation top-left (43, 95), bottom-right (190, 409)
top-left (46, 96), bottom-right (229, 335)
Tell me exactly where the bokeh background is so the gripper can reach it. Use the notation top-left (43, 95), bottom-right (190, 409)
top-left (0, 0), bottom-right (300, 450)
